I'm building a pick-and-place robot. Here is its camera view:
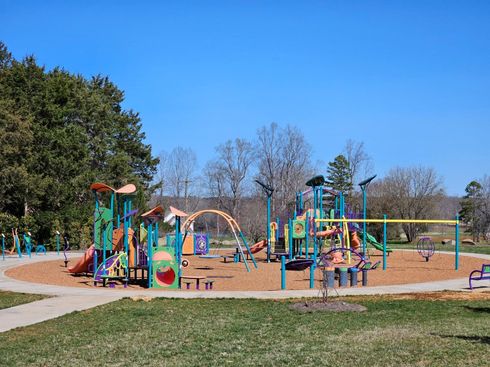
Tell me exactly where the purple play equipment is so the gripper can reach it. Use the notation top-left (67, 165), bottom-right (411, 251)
top-left (194, 234), bottom-right (208, 255)
top-left (317, 247), bottom-right (366, 269)
top-left (469, 264), bottom-right (490, 290)
top-left (417, 237), bottom-right (435, 262)
top-left (63, 235), bottom-right (70, 267)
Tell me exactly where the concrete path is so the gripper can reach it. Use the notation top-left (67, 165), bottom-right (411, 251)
top-left (0, 251), bottom-right (489, 333)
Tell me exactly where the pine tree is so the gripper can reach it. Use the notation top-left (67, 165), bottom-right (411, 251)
top-left (326, 155), bottom-right (353, 194)
top-left (0, 42), bottom-right (158, 244)
top-left (460, 180), bottom-right (484, 242)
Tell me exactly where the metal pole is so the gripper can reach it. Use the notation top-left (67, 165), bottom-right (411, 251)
top-left (383, 214), bottom-right (387, 270)
top-left (1, 234), bottom-right (5, 260)
top-left (288, 218), bottom-right (293, 260)
top-left (455, 213), bottom-right (459, 270)
top-left (148, 222), bottom-right (153, 288)
top-left (123, 199), bottom-right (128, 255)
top-left (56, 232), bottom-right (60, 256)
top-left (281, 255), bottom-right (286, 290)
top-left (176, 216), bottom-right (182, 287)
top-left (267, 194), bottom-right (271, 262)
top-left (362, 187), bottom-right (367, 255)
top-left (309, 263), bottom-right (315, 289)
top-left (110, 192), bottom-right (114, 247)
top-left (305, 212), bottom-right (309, 259)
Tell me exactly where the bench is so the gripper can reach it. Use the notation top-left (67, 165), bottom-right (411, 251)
top-left (469, 264), bottom-right (490, 290)
top-left (221, 255), bottom-right (234, 263)
top-left (204, 280), bottom-right (215, 290)
top-left (180, 275), bottom-right (206, 290)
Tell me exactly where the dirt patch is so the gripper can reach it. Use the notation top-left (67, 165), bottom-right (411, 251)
top-left (345, 291), bottom-right (490, 302)
top-left (290, 300), bottom-right (367, 313)
top-left (4, 250), bottom-right (488, 291)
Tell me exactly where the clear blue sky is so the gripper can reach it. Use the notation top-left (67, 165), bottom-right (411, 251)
top-left (1, 1), bottom-right (489, 195)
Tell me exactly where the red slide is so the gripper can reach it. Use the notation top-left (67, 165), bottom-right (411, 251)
top-left (68, 245), bottom-right (95, 273)
top-left (243, 240), bottom-right (267, 255)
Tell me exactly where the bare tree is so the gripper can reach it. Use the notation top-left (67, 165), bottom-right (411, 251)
top-left (215, 138), bottom-right (255, 220)
top-left (343, 139), bottom-right (373, 192)
top-left (166, 146), bottom-right (198, 212)
top-left (203, 160), bottom-right (227, 235)
top-left (154, 150), bottom-right (169, 206)
top-left (379, 166), bottom-right (445, 242)
top-left (256, 123), bottom-right (313, 215)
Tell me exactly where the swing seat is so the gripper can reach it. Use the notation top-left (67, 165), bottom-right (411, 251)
top-left (285, 259), bottom-right (314, 271)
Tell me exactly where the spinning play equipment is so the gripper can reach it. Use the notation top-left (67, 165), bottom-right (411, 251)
top-left (417, 237), bottom-right (435, 262)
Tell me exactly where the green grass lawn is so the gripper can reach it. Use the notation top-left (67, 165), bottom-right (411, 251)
top-left (0, 291), bottom-right (46, 310)
top-left (0, 296), bottom-right (488, 366)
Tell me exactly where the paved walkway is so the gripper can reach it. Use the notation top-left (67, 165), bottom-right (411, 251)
top-left (0, 251), bottom-right (488, 333)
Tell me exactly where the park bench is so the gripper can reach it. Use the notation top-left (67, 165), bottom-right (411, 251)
top-left (469, 264), bottom-right (490, 290)
top-left (180, 275), bottom-right (206, 290)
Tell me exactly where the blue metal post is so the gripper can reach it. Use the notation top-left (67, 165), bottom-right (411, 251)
top-left (305, 212), bottom-right (309, 259)
top-left (281, 255), bottom-right (286, 290)
top-left (288, 218), bottom-right (293, 260)
top-left (339, 192), bottom-right (344, 246)
top-left (102, 224), bottom-right (107, 267)
top-left (93, 191), bottom-right (99, 250)
top-left (123, 199), bottom-right (128, 255)
top-left (309, 263), bottom-right (315, 289)
top-left (175, 216), bottom-right (182, 288)
top-left (362, 187), bottom-right (367, 255)
top-left (110, 192), bottom-right (114, 248)
top-left (148, 222), bottom-right (153, 288)
top-left (155, 222), bottom-right (159, 247)
top-left (455, 214), bottom-right (459, 270)
top-left (56, 232), bottom-right (60, 256)
top-left (383, 214), bottom-right (387, 270)
top-left (267, 194), bottom-right (271, 262)
top-left (319, 187), bottom-right (323, 219)
top-left (1, 234), bottom-right (5, 260)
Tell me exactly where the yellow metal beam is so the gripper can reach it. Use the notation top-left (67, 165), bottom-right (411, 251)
top-left (315, 218), bottom-right (458, 225)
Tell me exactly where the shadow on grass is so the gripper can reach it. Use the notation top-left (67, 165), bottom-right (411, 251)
top-left (435, 334), bottom-right (490, 345)
top-left (463, 305), bottom-right (490, 314)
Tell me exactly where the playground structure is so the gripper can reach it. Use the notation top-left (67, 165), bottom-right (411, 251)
top-left (417, 237), bottom-right (436, 262)
top-left (1, 172), bottom-right (465, 292)
top-left (67, 182), bottom-right (259, 289)
top-left (1, 228), bottom-right (54, 260)
top-left (254, 174), bottom-right (461, 290)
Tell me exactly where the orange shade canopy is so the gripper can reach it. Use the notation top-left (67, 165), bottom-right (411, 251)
top-left (169, 206), bottom-right (188, 217)
top-left (90, 182), bottom-right (115, 192)
top-left (141, 205), bottom-right (165, 218)
top-left (115, 184), bottom-right (137, 195)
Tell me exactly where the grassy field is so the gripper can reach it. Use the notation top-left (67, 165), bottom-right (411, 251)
top-left (0, 295), bottom-right (488, 366)
top-left (0, 291), bottom-right (46, 310)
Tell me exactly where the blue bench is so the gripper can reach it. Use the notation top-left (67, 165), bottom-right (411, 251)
top-left (469, 264), bottom-right (490, 290)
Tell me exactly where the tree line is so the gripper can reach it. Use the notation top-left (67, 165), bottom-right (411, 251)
top-left (0, 42), bottom-right (157, 246)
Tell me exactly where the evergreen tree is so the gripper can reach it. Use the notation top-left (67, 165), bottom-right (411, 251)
top-left (326, 155), bottom-right (353, 194)
top-left (0, 41), bottom-right (158, 245)
top-left (460, 180), bottom-right (484, 242)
